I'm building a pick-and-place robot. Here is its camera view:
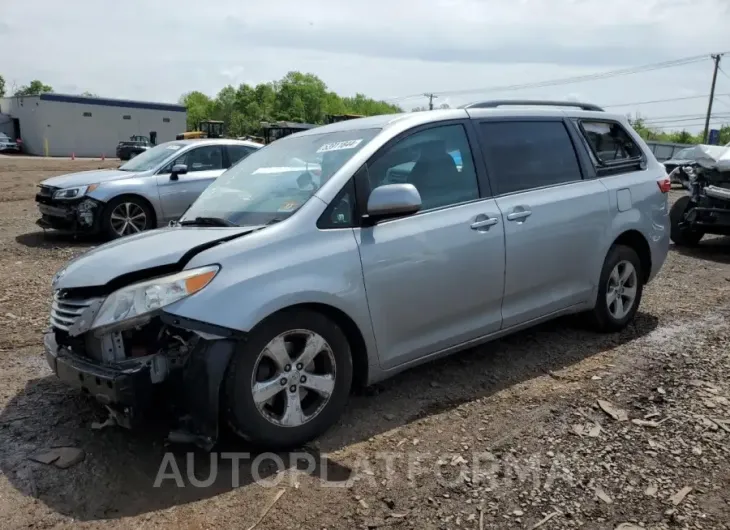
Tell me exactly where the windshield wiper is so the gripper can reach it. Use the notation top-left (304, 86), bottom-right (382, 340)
top-left (179, 216), bottom-right (238, 227)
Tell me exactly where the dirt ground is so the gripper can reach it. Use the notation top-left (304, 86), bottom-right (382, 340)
top-left (1, 157), bottom-right (730, 530)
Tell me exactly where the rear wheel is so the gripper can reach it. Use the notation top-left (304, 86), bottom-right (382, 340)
top-left (587, 244), bottom-right (644, 333)
top-left (225, 310), bottom-right (353, 449)
top-left (670, 195), bottom-right (704, 246)
top-left (102, 196), bottom-right (155, 240)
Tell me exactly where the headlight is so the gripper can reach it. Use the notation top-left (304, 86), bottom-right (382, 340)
top-left (91, 265), bottom-right (219, 330)
top-left (53, 183), bottom-right (99, 200)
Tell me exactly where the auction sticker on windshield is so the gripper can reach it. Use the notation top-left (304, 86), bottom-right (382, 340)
top-left (278, 201), bottom-right (299, 212)
top-left (316, 139), bottom-right (362, 153)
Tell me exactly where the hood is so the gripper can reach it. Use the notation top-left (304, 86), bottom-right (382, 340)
top-left (53, 226), bottom-right (260, 290)
top-left (41, 169), bottom-right (143, 188)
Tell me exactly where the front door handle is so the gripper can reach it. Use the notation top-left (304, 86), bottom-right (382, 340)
top-left (506, 209), bottom-right (532, 221)
top-left (470, 216), bottom-right (499, 230)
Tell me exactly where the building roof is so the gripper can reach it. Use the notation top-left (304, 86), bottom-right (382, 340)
top-left (23, 93), bottom-right (188, 113)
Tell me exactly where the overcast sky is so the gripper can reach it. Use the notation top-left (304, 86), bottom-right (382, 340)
top-left (2, 0), bottom-right (730, 131)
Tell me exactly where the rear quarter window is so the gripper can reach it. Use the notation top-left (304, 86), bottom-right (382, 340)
top-left (578, 120), bottom-right (645, 175)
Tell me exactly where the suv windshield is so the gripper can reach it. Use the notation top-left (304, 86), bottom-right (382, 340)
top-left (180, 128), bottom-right (380, 226)
top-left (119, 142), bottom-right (186, 171)
top-left (674, 148), bottom-right (694, 160)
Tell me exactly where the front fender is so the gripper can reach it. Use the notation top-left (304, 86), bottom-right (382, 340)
top-left (87, 175), bottom-right (164, 226)
top-left (163, 223), bottom-right (380, 370)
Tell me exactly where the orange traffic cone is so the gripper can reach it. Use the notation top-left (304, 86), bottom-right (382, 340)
top-left (71, 152), bottom-right (75, 160)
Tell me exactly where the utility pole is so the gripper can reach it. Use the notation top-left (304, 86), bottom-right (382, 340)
top-left (424, 93), bottom-right (438, 110)
top-left (703, 54), bottom-right (722, 144)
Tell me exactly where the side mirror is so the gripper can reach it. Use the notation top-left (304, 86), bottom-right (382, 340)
top-left (170, 164), bottom-right (188, 180)
top-left (366, 183), bottom-right (421, 223)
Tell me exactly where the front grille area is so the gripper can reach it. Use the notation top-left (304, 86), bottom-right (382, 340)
top-left (38, 185), bottom-right (56, 196)
top-left (50, 291), bottom-right (103, 332)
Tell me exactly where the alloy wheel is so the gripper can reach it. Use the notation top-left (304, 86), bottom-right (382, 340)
top-left (110, 202), bottom-right (148, 236)
top-left (251, 329), bottom-right (337, 428)
top-left (606, 260), bottom-right (638, 320)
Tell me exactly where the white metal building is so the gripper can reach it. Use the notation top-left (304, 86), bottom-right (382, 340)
top-left (0, 93), bottom-right (187, 157)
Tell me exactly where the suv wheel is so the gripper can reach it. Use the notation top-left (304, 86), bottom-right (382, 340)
top-left (225, 310), bottom-right (353, 449)
top-left (102, 196), bottom-right (154, 240)
top-left (588, 244), bottom-right (644, 333)
top-left (670, 196), bottom-right (704, 246)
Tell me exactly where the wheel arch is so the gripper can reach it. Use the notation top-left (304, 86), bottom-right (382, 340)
top-left (612, 229), bottom-right (651, 283)
top-left (253, 302), bottom-right (371, 390)
top-left (102, 193), bottom-right (158, 229)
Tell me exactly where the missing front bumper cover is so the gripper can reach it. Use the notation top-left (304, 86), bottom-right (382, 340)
top-left (44, 320), bottom-right (237, 450)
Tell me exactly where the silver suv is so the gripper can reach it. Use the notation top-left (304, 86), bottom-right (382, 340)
top-left (44, 101), bottom-right (670, 449)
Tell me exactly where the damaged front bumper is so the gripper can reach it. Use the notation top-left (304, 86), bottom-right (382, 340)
top-left (35, 189), bottom-right (103, 234)
top-left (43, 313), bottom-right (239, 450)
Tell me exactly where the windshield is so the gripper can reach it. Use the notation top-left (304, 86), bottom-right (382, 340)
top-left (180, 128), bottom-right (380, 226)
top-left (119, 142), bottom-right (186, 171)
top-left (674, 148), bottom-right (694, 159)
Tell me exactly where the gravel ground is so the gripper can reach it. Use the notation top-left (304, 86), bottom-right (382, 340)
top-left (1, 157), bottom-right (730, 529)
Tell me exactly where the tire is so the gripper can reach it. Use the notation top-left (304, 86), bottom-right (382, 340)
top-left (224, 309), bottom-right (353, 449)
top-left (587, 244), bottom-right (644, 333)
top-left (670, 196), bottom-right (704, 247)
top-left (101, 195), bottom-right (155, 240)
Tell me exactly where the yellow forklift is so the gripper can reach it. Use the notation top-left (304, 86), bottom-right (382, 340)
top-left (176, 120), bottom-right (225, 140)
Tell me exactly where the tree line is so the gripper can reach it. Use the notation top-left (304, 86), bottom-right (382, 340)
top-left (179, 71), bottom-right (402, 137)
top-left (630, 117), bottom-right (730, 146)
top-left (1, 72), bottom-right (728, 145)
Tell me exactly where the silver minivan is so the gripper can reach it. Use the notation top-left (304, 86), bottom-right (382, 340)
top-left (44, 101), bottom-right (670, 449)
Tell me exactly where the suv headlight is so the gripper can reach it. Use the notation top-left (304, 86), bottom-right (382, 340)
top-left (53, 184), bottom-right (99, 200)
top-left (91, 265), bottom-right (219, 330)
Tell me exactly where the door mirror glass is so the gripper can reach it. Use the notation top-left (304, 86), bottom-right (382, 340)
top-left (366, 183), bottom-right (421, 221)
top-left (170, 164), bottom-right (188, 180)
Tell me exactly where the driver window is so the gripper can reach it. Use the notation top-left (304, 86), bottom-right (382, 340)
top-left (366, 124), bottom-right (479, 211)
top-left (165, 146), bottom-right (225, 173)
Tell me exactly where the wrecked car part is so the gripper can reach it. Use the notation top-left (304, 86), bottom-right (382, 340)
top-left (45, 309), bottom-right (236, 450)
top-left (704, 185), bottom-right (730, 202)
top-left (76, 199), bottom-right (98, 227)
top-left (35, 187), bottom-right (103, 233)
top-left (89, 265), bottom-right (220, 332)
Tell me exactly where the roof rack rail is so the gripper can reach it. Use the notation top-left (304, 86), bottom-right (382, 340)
top-left (460, 100), bottom-right (604, 112)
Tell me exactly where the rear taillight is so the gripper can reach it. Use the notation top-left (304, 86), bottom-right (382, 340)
top-left (657, 177), bottom-right (671, 193)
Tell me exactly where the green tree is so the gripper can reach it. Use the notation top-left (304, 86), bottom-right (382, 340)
top-left (81, 91), bottom-right (98, 97)
top-left (177, 71), bottom-right (401, 136)
top-left (179, 90), bottom-right (213, 131)
top-left (0, 75), bottom-right (5, 98)
top-left (14, 80), bottom-right (53, 96)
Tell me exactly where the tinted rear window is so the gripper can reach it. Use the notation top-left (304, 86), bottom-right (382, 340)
top-left (478, 121), bottom-right (583, 195)
top-left (580, 121), bottom-right (642, 163)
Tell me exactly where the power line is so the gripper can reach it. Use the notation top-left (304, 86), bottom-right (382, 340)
top-left (386, 52), bottom-right (724, 102)
top-left (641, 111), bottom-right (730, 122)
top-left (718, 65), bottom-right (730, 82)
top-left (643, 115), bottom-right (730, 125)
top-left (651, 121), bottom-right (730, 130)
top-left (603, 93), bottom-right (730, 108)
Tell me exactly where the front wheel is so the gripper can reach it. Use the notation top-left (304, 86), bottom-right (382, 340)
top-left (587, 244), bottom-right (644, 333)
top-left (670, 195), bottom-right (704, 246)
top-left (102, 196), bottom-right (155, 240)
top-left (224, 310), bottom-right (353, 449)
